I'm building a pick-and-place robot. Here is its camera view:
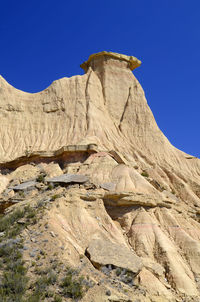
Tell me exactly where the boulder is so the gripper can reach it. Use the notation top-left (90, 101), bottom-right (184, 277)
top-left (46, 173), bottom-right (88, 184)
top-left (100, 182), bottom-right (116, 191)
top-left (86, 238), bottom-right (142, 274)
top-left (9, 180), bottom-right (37, 191)
top-left (37, 162), bottom-right (63, 178)
top-left (103, 192), bottom-right (158, 207)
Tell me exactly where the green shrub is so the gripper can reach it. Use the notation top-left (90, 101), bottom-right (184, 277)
top-left (1, 271), bottom-right (28, 295)
top-left (61, 268), bottom-right (85, 299)
top-left (29, 267), bottom-right (58, 301)
top-left (47, 183), bottom-right (54, 190)
top-left (141, 171), bottom-right (149, 177)
top-left (6, 259), bottom-right (26, 274)
top-left (115, 267), bottom-right (122, 276)
top-left (0, 209), bottom-right (25, 232)
top-left (27, 291), bottom-right (41, 302)
top-left (7, 224), bottom-right (23, 238)
top-left (36, 174), bottom-right (46, 183)
top-left (36, 200), bottom-right (45, 208)
top-left (51, 194), bottom-right (60, 201)
top-left (0, 243), bottom-right (22, 261)
top-left (18, 191), bottom-right (25, 198)
top-left (30, 279), bottom-right (45, 298)
top-left (26, 207), bottom-right (36, 219)
top-left (47, 271), bottom-right (57, 285)
top-left (54, 294), bottom-right (62, 302)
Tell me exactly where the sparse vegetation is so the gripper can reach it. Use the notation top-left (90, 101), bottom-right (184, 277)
top-left (29, 265), bottom-right (89, 301)
top-left (141, 171), bottom-right (149, 177)
top-left (36, 199), bottom-right (45, 208)
top-left (0, 237), bottom-right (28, 301)
top-left (27, 267), bottom-right (58, 300)
top-left (51, 194), bottom-right (60, 201)
top-left (61, 267), bottom-right (86, 299)
top-left (26, 207), bottom-right (37, 219)
top-left (0, 208), bottom-right (25, 234)
top-left (36, 173), bottom-right (46, 183)
top-left (0, 189), bottom-right (89, 301)
top-left (19, 190), bottom-right (25, 198)
top-left (0, 206), bottom-right (42, 301)
top-left (53, 294), bottom-right (62, 302)
top-left (47, 183), bottom-right (54, 190)
top-left (0, 270), bottom-right (29, 301)
top-left (116, 267), bottom-right (122, 276)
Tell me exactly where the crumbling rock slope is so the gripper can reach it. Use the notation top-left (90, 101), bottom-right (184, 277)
top-left (0, 51), bottom-right (200, 301)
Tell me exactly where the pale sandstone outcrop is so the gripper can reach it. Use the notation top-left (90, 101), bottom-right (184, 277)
top-left (86, 238), bottom-right (142, 273)
top-left (136, 268), bottom-right (172, 298)
top-left (0, 174), bottom-right (9, 194)
top-left (0, 52), bottom-right (200, 301)
top-left (37, 162), bottom-right (63, 178)
top-left (0, 52), bottom-right (199, 201)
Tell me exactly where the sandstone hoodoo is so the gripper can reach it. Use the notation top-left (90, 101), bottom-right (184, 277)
top-left (0, 52), bottom-right (200, 301)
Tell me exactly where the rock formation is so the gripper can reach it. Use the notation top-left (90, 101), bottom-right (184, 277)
top-left (0, 51), bottom-right (200, 301)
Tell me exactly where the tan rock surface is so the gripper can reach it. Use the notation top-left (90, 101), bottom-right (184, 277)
top-left (136, 268), bottom-right (172, 298)
top-left (86, 238), bottom-right (142, 273)
top-left (0, 51), bottom-right (200, 301)
top-left (0, 174), bottom-right (9, 194)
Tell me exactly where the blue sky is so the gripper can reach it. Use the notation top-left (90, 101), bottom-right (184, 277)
top-left (0, 0), bottom-right (199, 157)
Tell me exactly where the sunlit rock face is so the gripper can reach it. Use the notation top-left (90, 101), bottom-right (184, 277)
top-left (1, 51), bottom-right (200, 301)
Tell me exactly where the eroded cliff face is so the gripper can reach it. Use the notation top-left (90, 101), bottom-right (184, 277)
top-left (0, 52), bottom-right (200, 301)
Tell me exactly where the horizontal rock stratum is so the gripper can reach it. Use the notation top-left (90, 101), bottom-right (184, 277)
top-left (0, 51), bottom-right (200, 301)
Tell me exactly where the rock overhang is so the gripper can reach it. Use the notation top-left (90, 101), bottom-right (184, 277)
top-left (80, 51), bottom-right (141, 72)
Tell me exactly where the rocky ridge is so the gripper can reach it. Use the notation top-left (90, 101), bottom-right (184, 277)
top-left (0, 51), bottom-right (200, 301)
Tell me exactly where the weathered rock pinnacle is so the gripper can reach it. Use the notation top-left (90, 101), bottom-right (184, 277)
top-left (0, 52), bottom-right (200, 301)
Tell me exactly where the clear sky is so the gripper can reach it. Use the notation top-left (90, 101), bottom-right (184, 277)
top-left (0, 0), bottom-right (199, 157)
